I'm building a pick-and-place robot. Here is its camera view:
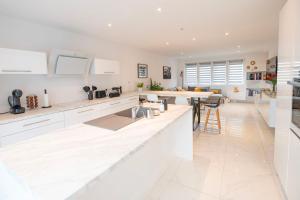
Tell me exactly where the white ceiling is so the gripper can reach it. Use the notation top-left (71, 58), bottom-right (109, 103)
top-left (0, 0), bottom-right (286, 57)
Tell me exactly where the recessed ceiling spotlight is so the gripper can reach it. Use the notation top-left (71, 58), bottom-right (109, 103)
top-left (237, 45), bottom-right (241, 48)
top-left (157, 7), bottom-right (162, 12)
top-left (225, 32), bottom-right (230, 36)
top-left (165, 42), bottom-right (169, 46)
top-left (107, 23), bottom-right (112, 28)
top-left (192, 37), bottom-right (196, 41)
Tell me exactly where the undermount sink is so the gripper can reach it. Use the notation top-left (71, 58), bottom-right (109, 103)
top-left (84, 107), bottom-right (149, 131)
top-left (115, 107), bottom-right (148, 119)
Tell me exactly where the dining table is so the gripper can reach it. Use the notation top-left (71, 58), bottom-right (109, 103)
top-left (139, 90), bottom-right (213, 130)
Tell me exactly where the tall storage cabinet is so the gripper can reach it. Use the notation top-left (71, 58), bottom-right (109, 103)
top-left (274, 0), bottom-right (300, 198)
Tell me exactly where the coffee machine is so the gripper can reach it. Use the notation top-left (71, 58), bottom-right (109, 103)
top-left (8, 89), bottom-right (25, 114)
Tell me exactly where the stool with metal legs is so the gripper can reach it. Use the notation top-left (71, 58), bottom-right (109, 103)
top-left (204, 96), bottom-right (221, 132)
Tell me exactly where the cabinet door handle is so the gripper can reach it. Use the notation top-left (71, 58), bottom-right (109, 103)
top-left (110, 102), bottom-right (121, 106)
top-left (77, 108), bottom-right (95, 114)
top-left (104, 71), bottom-right (114, 74)
top-left (23, 119), bottom-right (50, 127)
top-left (2, 69), bottom-right (32, 73)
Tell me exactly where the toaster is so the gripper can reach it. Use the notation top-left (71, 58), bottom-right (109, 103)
top-left (95, 90), bottom-right (107, 98)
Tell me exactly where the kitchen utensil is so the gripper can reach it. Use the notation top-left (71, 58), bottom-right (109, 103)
top-left (83, 86), bottom-right (90, 93)
top-left (83, 86), bottom-right (93, 100)
top-left (92, 85), bottom-right (97, 91)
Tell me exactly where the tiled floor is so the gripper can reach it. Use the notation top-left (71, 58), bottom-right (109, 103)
top-left (145, 103), bottom-right (285, 200)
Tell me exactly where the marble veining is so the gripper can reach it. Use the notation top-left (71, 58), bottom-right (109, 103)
top-left (0, 104), bottom-right (192, 200)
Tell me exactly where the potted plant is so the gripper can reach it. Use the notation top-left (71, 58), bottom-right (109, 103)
top-left (150, 78), bottom-right (163, 91)
top-left (137, 82), bottom-right (144, 92)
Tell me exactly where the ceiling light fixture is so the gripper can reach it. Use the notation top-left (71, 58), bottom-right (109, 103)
top-left (192, 37), bottom-right (196, 41)
top-left (237, 45), bottom-right (241, 48)
top-left (157, 7), bottom-right (162, 12)
top-left (165, 42), bottom-right (169, 46)
top-left (225, 32), bottom-right (230, 36)
top-left (107, 23), bottom-right (112, 28)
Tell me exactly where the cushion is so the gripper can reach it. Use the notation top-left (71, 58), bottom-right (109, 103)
top-left (187, 86), bottom-right (196, 91)
top-left (211, 89), bottom-right (221, 94)
top-left (200, 87), bottom-right (210, 92)
top-left (194, 87), bottom-right (202, 92)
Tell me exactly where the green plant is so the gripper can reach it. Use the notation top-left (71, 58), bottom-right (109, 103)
top-left (150, 78), bottom-right (163, 91)
top-left (137, 82), bottom-right (144, 88)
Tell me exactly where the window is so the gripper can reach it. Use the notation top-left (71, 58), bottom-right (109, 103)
top-left (184, 63), bottom-right (197, 86)
top-left (184, 59), bottom-right (244, 86)
top-left (198, 62), bottom-right (211, 85)
top-left (228, 60), bottom-right (244, 85)
top-left (212, 61), bottom-right (226, 85)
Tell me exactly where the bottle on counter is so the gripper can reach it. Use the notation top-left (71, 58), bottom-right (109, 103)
top-left (163, 99), bottom-right (168, 111)
top-left (159, 100), bottom-right (165, 113)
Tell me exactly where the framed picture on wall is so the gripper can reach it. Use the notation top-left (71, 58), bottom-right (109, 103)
top-left (163, 66), bottom-right (171, 79)
top-left (137, 63), bottom-right (148, 78)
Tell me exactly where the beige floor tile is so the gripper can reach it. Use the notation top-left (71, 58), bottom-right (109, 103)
top-left (144, 103), bottom-right (284, 200)
top-left (149, 181), bottom-right (219, 200)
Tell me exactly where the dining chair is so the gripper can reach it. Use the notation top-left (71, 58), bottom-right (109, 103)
top-left (175, 96), bottom-right (189, 105)
top-left (147, 94), bottom-right (159, 102)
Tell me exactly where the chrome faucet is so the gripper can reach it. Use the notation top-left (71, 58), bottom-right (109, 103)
top-left (131, 106), bottom-right (141, 119)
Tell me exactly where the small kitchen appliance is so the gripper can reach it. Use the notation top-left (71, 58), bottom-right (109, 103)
top-left (8, 89), bottom-right (25, 114)
top-left (109, 86), bottom-right (122, 98)
top-left (95, 90), bottom-right (107, 98)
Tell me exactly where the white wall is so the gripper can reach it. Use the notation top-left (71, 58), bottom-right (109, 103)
top-left (0, 16), bottom-right (177, 112)
top-left (175, 52), bottom-right (272, 100)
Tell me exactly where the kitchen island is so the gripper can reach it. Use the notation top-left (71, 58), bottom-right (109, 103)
top-left (0, 104), bottom-right (192, 200)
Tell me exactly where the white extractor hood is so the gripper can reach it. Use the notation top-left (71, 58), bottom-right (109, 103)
top-left (48, 49), bottom-right (92, 75)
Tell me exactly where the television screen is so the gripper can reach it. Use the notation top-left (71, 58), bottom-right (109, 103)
top-left (266, 56), bottom-right (277, 81)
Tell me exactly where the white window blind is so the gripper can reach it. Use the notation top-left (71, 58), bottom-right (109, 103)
top-left (184, 63), bottom-right (197, 86)
top-left (212, 61), bottom-right (226, 85)
top-left (228, 60), bottom-right (244, 85)
top-left (198, 62), bottom-right (211, 85)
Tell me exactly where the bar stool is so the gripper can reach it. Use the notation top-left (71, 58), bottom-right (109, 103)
top-left (204, 96), bottom-right (221, 132)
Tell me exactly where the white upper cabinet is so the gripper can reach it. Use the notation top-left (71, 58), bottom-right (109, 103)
top-left (0, 48), bottom-right (47, 74)
top-left (91, 58), bottom-right (120, 75)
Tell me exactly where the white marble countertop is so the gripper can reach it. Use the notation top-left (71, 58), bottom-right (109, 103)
top-left (0, 104), bottom-right (192, 200)
top-left (0, 92), bottom-right (138, 125)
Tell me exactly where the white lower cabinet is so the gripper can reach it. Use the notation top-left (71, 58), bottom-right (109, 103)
top-left (0, 95), bottom-right (139, 146)
top-left (0, 112), bottom-right (65, 146)
top-left (286, 129), bottom-right (300, 200)
top-left (64, 104), bottom-right (106, 127)
top-left (64, 96), bottom-right (139, 127)
top-left (0, 122), bottom-right (64, 146)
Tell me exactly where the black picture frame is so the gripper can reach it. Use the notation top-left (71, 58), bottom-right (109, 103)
top-left (137, 63), bottom-right (148, 78)
top-left (163, 66), bottom-right (171, 79)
